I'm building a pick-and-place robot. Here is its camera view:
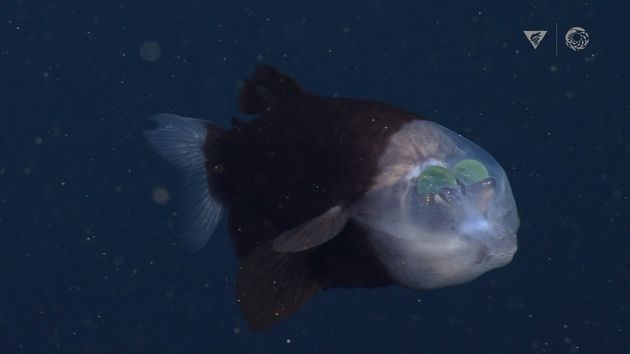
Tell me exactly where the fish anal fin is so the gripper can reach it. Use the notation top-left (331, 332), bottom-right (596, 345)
top-left (236, 243), bottom-right (323, 331)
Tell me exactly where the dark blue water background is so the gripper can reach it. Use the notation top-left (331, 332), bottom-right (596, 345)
top-left (2, 1), bottom-right (629, 353)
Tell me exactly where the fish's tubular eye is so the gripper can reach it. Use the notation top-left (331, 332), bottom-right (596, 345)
top-left (416, 165), bottom-right (457, 195)
top-left (453, 159), bottom-right (490, 184)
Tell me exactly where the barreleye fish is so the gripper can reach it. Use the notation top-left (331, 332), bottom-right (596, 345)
top-left (145, 65), bottom-right (519, 331)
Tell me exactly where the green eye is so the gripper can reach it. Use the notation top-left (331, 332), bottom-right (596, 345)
top-left (416, 166), bottom-right (457, 195)
top-left (453, 159), bottom-right (489, 184)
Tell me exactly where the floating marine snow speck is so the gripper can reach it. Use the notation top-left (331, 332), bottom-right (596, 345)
top-left (145, 65), bottom-right (520, 331)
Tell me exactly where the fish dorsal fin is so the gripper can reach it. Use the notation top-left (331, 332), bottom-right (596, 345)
top-left (236, 243), bottom-right (323, 331)
top-left (239, 65), bottom-right (305, 114)
top-left (272, 205), bottom-right (349, 252)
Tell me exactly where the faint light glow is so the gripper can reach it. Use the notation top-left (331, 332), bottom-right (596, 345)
top-left (152, 187), bottom-right (171, 205)
top-left (140, 41), bottom-right (161, 62)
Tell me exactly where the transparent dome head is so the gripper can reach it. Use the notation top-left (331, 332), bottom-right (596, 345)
top-left (353, 120), bottom-right (519, 289)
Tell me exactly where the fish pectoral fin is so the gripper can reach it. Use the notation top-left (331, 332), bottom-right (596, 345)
top-left (272, 205), bottom-right (349, 252)
top-left (236, 243), bottom-right (323, 331)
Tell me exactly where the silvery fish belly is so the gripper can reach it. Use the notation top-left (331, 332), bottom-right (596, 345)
top-left (352, 120), bottom-right (519, 289)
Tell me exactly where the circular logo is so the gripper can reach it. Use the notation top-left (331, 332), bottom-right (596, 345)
top-left (565, 27), bottom-right (589, 51)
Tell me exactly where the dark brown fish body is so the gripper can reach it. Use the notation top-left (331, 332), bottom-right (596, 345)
top-left (211, 83), bottom-right (416, 229)
top-left (145, 65), bottom-right (520, 331)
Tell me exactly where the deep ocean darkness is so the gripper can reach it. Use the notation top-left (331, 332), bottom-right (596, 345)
top-left (2, 1), bottom-right (629, 353)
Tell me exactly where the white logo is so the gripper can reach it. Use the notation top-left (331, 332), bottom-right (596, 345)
top-left (523, 30), bottom-right (548, 49)
top-left (565, 27), bottom-right (589, 51)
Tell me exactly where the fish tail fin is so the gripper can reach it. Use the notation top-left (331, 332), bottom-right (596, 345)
top-left (236, 243), bottom-right (324, 331)
top-left (239, 65), bottom-right (305, 114)
top-left (144, 113), bottom-right (224, 252)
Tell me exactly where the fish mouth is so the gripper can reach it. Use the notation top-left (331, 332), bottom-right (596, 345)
top-left (484, 236), bottom-right (518, 267)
